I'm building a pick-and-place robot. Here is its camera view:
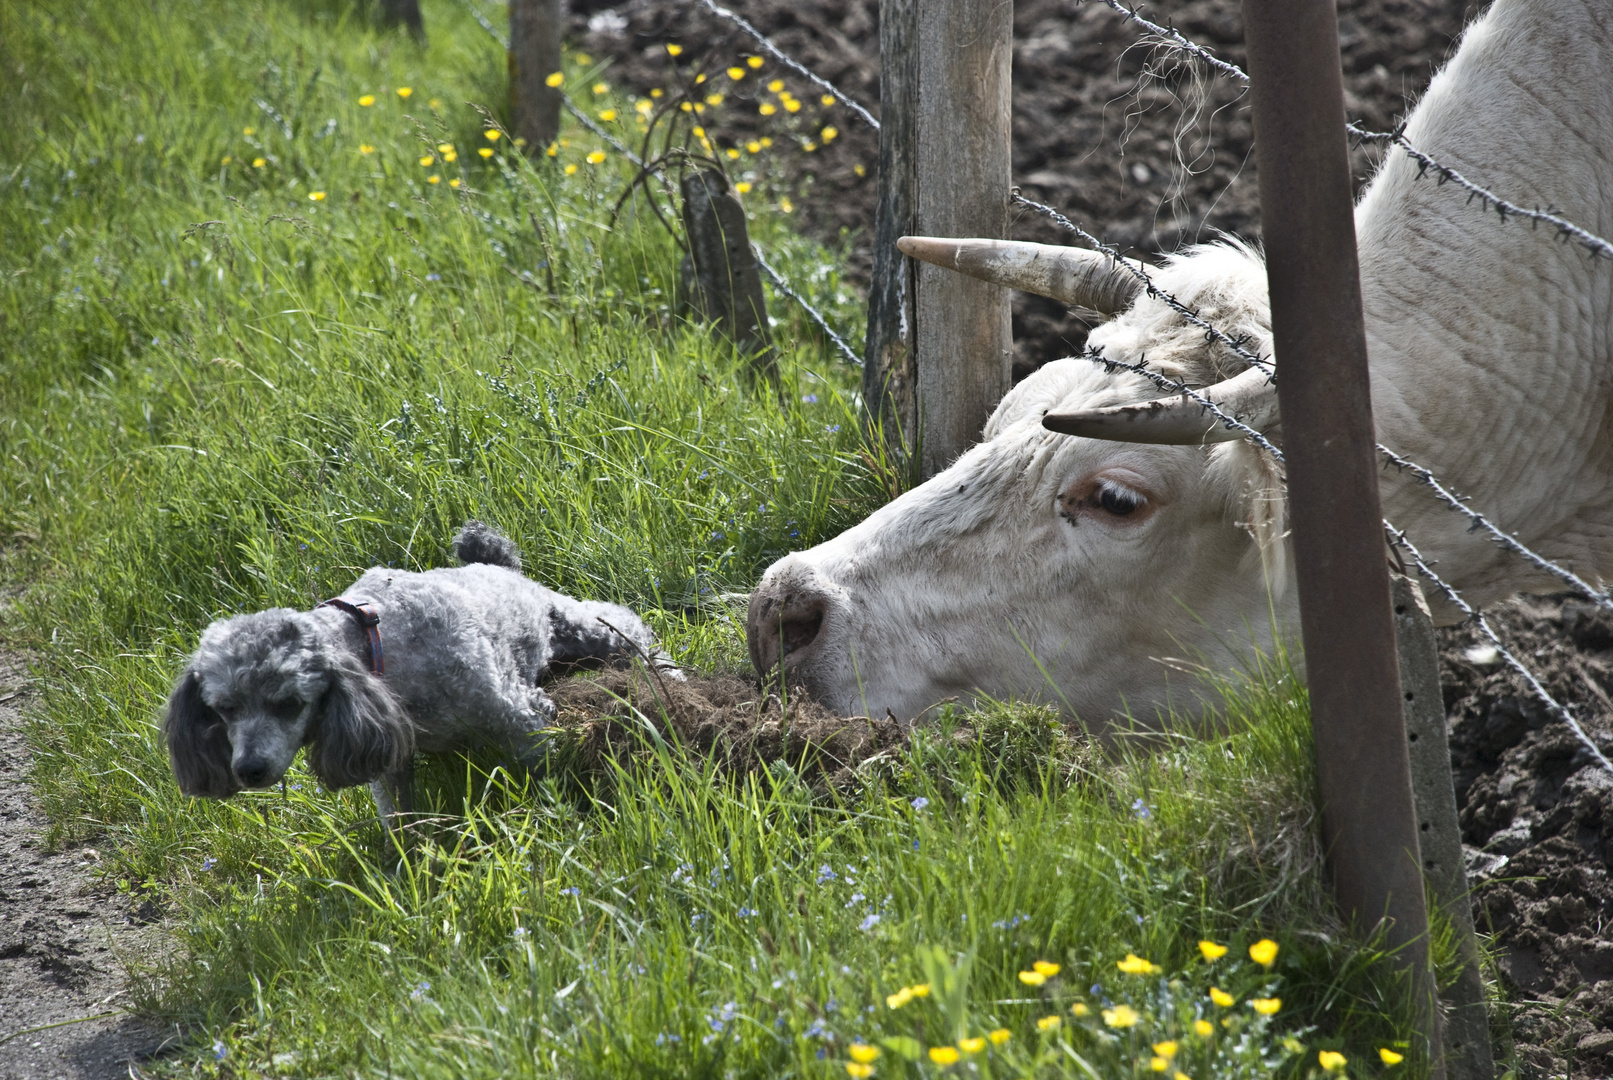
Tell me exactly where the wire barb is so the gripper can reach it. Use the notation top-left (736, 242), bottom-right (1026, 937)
top-left (754, 246), bottom-right (864, 367)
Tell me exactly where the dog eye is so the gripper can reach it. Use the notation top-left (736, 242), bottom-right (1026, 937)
top-left (268, 698), bottom-right (302, 720)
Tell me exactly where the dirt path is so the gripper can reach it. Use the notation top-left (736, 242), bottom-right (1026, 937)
top-left (0, 648), bottom-right (172, 1080)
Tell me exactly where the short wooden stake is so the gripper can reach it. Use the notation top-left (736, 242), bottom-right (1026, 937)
top-left (379, 0), bottom-right (425, 41)
top-left (678, 170), bottom-right (776, 383)
top-left (509, 0), bottom-right (563, 152)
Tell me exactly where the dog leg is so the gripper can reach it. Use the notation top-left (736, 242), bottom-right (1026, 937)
top-left (369, 761), bottom-right (415, 861)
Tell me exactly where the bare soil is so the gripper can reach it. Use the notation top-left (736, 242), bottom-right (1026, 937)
top-left (0, 646), bottom-right (172, 1080)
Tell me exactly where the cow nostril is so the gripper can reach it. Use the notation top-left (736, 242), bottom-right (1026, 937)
top-left (781, 610), bottom-right (824, 655)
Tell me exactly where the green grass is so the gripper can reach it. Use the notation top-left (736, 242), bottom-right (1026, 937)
top-left (0, 0), bottom-right (1449, 1075)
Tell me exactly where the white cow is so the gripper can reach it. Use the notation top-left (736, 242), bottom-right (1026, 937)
top-left (747, 0), bottom-right (1613, 722)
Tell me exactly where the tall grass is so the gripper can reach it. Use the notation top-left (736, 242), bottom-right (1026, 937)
top-left (0, 0), bottom-right (1442, 1075)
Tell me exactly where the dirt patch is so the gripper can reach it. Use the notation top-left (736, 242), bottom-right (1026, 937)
top-left (1440, 598), bottom-right (1613, 1080)
top-left (566, 0), bottom-right (1480, 374)
top-left (0, 647), bottom-right (173, 1080)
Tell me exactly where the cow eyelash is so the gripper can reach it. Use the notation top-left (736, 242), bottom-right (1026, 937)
top-left (1094, 480), bottom-right (1146, 517)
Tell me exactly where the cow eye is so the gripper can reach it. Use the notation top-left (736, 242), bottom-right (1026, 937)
top-left (1097, 482), bottom-right (1145, 517)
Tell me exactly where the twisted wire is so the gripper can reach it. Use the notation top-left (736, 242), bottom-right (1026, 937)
top-left (754, 247), bottom-right (864, 367)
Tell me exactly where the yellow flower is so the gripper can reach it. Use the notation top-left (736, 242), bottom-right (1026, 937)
top-left (1117, 954), bottom-right (1161, 975)
top-left (745, 140), bottom-right (761, 153)
top-left (564, 163), bottom-right (577, 174)
top-left (1150, 1057), bottom-right (1169, 1072)
top-left (429, 98), bottom-right (441, 109)
top-left (426, 175), bottom-right (440, 184)
top-left (419, 154), bottom-right (434, 166)
top-left (1033, 961), bottom-right (1060, 977)
top-left (1153, 1041), bottom-right (1178, 1058)
top-left (396, 86), bottom-right (412, 98)
top-left (1250, 998), bottom-right (1281, 1016)
top-left (479, 147), bottom-right (494, 158)
top-left (988, 1029), bottom-right (1011, 1046)
top-left (442, 150), bottom-right (457, 162)
top-left (586, 150), bottom-right (606, 164)
top-left (650, 88), bottom-right (664, 98)
top-left (1037, 1015), bottom-right (1061, 1032)
top-left (358, 95), bottom-right (374, 107)
top-left (727, 67), bottom-right (745, 80)
top-left (886, 987), bottom-right (913, 1009)
top-left (1018, 971), bottom-right (1046, 987)
top-left (666, 43), bottom-right (683, 56)
top-left (849, 1044), bottom-right (880, 1064)
top-left (242, 126), bottom-right (256, 135)
top-left (783, 98), bottom-right (802, 112)
top-left (692, 125), bottom-right (705, 137)
top-left (220, 155), bottom-right (232, 165)
top-left (705, 93), bottom-right (723, 106)
top-left (854, 162), bottom-right (866, 176)
top-left (437, 142), bottom-right (453, 154)
top-left (822, 125), bottom-right (839, 141)
top-left (758, 102), bottom-right (777, 116)
top-left (929, 1046), bottom-right (960, 1065)
top-left (767, 78), bottom-right (784, 92)
top-left (760, 137), bottom-right (773, 147)
top-left (1070, 1003), bottom-right (1090, 1017)
top-left (513, 137), bottom-right (527, 146)
top-left (803, 140), bottom-right (818, 152)
top-left (308, 190), bottom-right (326, 200)
top-left (448, 178), bottom-right (461, 188)
top-left (725, 148), bottom-right (740, 159)
top-left (485, 129), bottom-right (503, 143)
top-left (252, 157), bottom-right (266, 168)
top-left (845, 1065), bottom-right (874, 1079)
top-left (1249, 939), bottom-right (1279, 968)
top-left (1176, 1074), bottom-right (1193, 1080)
top-left (734, 181), bottom-right (752, 194)
top-left (1318, 1050), bottom-right (1347, 1072)
top-left (911, 984), bottom-right (931, 998)
top-left (1379, 1048), bottom-right (1404, 1066)
top-left (1102, 1005), bottom-right (1140, 1028)
top-left (599, 109), bottom-right (617, 121)
top-left (1209, 988), bottom-right (1234, 1008)
top-left (958, 1037), bottom-right (985, 1054)
top-left (747, 56), bottom-right (763, 68)
top-left (1194, 1020), bottom-right (1213, 1037)
top-left (575, 52), bottom-right (593, 64)
top-left (546, 71), bottom-right (564, 87)
top-left (360, 144), bottom-right (376, 155)
top-left (681, 102), bottom-right (694, 112)
top-left (1198, 940), bottom-right (1229, 961)
top-left (779, 196), bottom-right (793, 213)
top-left (820, 93), bottom-right (835, 106)
top-left (592, 82), bottom-right (608, 95)
top-left (545, 143), bottom-right (559, 157)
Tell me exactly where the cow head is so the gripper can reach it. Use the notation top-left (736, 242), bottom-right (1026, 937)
top-left (748, 238), bottom-right (1295, 723)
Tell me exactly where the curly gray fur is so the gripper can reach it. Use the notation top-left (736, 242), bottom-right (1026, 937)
top-left (163, 521), bottom-right (675, 829)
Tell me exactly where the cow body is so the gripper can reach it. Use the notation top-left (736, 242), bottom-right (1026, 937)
top-left (749, 0), bottom-right (1613, 722)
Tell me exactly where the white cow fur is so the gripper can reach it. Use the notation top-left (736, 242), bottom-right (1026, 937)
top-left (751, 0), bottom-right (1613, 722)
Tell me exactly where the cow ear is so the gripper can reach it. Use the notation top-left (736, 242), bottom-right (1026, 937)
top-left (305, 654), bottom-right (414, 790)
top-left (164, 669), bottom-right (241, 798)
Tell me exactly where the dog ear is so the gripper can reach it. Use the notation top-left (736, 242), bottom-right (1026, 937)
top-left (164, 669), bottom-right (242, 798)
top-left (305, 653), bottom-right (414, 790)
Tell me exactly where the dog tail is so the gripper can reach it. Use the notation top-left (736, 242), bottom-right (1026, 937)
top-left (453, 520), bottom-right (522, 571)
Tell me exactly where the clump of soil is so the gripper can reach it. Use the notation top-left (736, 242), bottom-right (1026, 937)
top-left (566, 0), bottom-right (1479, 374)
top-left (547, 669), bottom-right (908, 790)
top-left (1440, 597), bottom-right (1613, 1079)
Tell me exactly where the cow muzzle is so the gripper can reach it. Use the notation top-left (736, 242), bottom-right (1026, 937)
top-left (746, 571), bottom-right (832, 676)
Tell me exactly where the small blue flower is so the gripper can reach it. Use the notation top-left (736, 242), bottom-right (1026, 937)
top-left (710, 530), bottom-right (726, 542)
top-left (560, 886), bottom-right (580, 896)
top-left (708, 1018), bottom-right (725, 1033)
top-left (816, 864), bottom-right (837, 884)
top-left (774, 1015), bottom-right (787, 1030)
top-left (736, 906), bottom-right (757, 918)
top-left (1131, 797), bottom-right (1152, 820)
top-left (845, 892), bottom-right (864, 908)
top-left (425, 272), bottom-right (442, 281)
top-left (804, 1018), bottom-right (829, 1039)
top-left (200, 857), bottom-right (216, 872)
top-left (859, 913), bottom-right (881, 930)
top-left (801, 393), bottom-right (819, 404)
top-left (816, 1047), bottom-right (827, 1060)
top-left (913, 838), bottom-right (920, 850)
top-left (512, 926), bottom-right (529, 938)
top-left (411, 980), bottom-right (431, 1001)
top-left (911, 796), bottom-right (929, 810)
top-left (656, 1032), bottom-right (681, 1046)
top-left (212, 1041), bottom-right (226, 1061)
top-left (698, 470), bottom-right (710, 479)
top-left (825, 424), bottom-right (841, 433)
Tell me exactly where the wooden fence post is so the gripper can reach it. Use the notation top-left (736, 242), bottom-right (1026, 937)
top-left (379, 0), bottom-right (425, 41)
top-left (679, 170), bottom-right (777, 384)
top-left (904, 0), bottom-right (1013, 478)
top-left (863, 0), bottom-right (918, 454)
top-left (509, 0), bottom-right (564, 151)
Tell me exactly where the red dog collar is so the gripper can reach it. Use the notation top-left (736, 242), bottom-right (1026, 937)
top-left (317, 598), bottom-right (384, 675)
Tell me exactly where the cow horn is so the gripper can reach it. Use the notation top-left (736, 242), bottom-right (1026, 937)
top-left (1042, 364), bottom-right (1280, 445)
top-left (896, 236), bottom-right (1143, 315)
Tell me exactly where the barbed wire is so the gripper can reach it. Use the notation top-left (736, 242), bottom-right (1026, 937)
top-left (692, 0), bottom-right (881, 132)
top-left (1013, 191), bottom-right (1275, 378)
top-left (1083, 0), bottom-right (1613, 261)
top-left (753, 247), bottom-right (864, 367)
top-left (1073, 348), bottom-right (1283, 458)
top-left (1388, 525), bottom-right (1613, 773)
top-left (1376, 444), bottom-right (1613, 614)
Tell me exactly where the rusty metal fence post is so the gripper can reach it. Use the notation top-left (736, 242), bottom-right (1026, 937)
top-left (1240, 2), bottom-right (1443, 1073)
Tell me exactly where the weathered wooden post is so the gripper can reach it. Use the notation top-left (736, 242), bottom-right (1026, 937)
top-left (379, 0), bottom-right (425, 41)
top-left (679, 169), bottom-right (777, 383)
top-left (1242, 1), bottom-right (1443, 1073)
top-left (509, 0), bottom-right (564, 151)
top-left (863, 0), bottom-right (918, 451)
top-left (869, 0), bottom-right (1012, 477)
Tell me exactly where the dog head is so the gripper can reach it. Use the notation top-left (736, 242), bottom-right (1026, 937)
top-left (164, 608), bottom-right (413, 796)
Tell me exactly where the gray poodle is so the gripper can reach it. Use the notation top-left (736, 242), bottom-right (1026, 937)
top-left (163, 521), bottom-right (673, 829)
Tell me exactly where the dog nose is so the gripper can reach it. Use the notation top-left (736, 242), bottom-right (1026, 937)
top-left (747, 573), bottom-right (829, 675)
top-left (234, 757), bottom-right (274, 788)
